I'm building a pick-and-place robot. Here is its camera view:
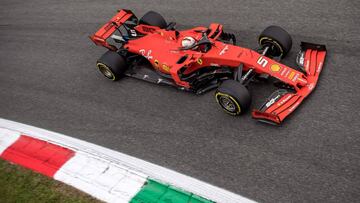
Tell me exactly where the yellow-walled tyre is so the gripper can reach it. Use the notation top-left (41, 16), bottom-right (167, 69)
top-left (96, 51), bottom-right (127, 81)
top-left (215, 80), bottom-right (251, 116)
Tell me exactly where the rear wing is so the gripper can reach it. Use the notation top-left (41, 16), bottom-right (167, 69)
top-left (89, 9), bottom-right (135, 51)
top-left (252, 42), bottom-right (327, 125)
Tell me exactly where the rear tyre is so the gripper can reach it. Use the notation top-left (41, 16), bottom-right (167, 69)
top-left (215, 80), bottom-right (251, 116)
top-left (258, 26), bottom-right (292, 58)
top-left (96, 51), bottom-right (127, 81)
top-left (139, 11), bottom-right (167, 29)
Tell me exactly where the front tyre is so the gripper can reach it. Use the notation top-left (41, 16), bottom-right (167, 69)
top-left (258, 25), bottom-right (292, 58)
top-left (215, 80), bottom-right (251, 116)
top-left (96, 51), bottom-right (127, 81)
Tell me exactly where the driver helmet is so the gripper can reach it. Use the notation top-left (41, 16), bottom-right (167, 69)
top-left (181, 36), bottom-right (196, 48)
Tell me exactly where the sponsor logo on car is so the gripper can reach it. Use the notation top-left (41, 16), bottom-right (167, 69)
top-left (292, 73), bottom-right (300, 82)
top-left (307, 83), bottom-right (315, 90)
top-left (162, 64), bottom-right (170, 72)
top-left (139, 49), bottom-right (153, 60)
top-left (210, 63), bottom-right (220, 67)
top-left (219, 45), bottom-right (229, 55)
top-left (154, 60), bottom-right (159, 67)
top-left (278, 94), bottom-right (292, 106)
top-left (284, 70), bottom-right (291, 77)
top-left (270, 64), bottom-right (281, 72)
top-left (265, 95), bottom-right (281, 108)
top-left (317, 62), bottom-right (323, 73)
top-left (280, 67), bottom-right (288, 76)
top-left (288, 71), bottom-right (295, 80)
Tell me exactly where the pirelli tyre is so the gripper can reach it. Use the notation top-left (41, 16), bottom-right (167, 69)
top-left (96, 51), bottom-right (127, 81)
top-left (258, 25), bottom-right (292, 58)
top-left (215, 80), bottom-right (251, 116)
top-left (139, 11), bottom-right (167, 29)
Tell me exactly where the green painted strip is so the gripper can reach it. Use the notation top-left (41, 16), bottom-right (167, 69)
top-left (130, 179), bottom-right (214, 203)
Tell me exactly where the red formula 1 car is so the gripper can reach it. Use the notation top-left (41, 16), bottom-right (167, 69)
top-left (90, 9), bottom-right (327, 125)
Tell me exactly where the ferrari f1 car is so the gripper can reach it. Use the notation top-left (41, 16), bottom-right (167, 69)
top-left (90, 9), bottom-right (327, 125)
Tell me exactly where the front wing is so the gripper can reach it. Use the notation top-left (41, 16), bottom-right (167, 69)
top-left (252, 42), bottom-right (327, 125)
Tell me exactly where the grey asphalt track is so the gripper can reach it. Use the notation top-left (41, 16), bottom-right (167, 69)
top-left (1, 0), bottom-right (359, 202)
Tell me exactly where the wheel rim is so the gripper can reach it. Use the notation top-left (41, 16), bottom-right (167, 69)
top-left (217, 94), bottom-right (240, 114)
top-left (259, 37), bottom-right (284, 57)
top-left (97, 63), bottom-right (115, 80)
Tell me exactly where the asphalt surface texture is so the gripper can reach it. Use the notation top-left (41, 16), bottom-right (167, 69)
top-left (1, 0), bottom-right (359, 202)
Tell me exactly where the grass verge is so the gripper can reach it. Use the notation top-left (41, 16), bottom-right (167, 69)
top-left (0, 159), bottom-right (101, 203)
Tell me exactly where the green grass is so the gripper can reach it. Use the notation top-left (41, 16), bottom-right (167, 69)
top-left (0, 159), bottom-right (102, 203)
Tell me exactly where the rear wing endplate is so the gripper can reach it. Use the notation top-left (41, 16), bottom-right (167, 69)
top-left (89, 9), bottom-right (134, 50)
